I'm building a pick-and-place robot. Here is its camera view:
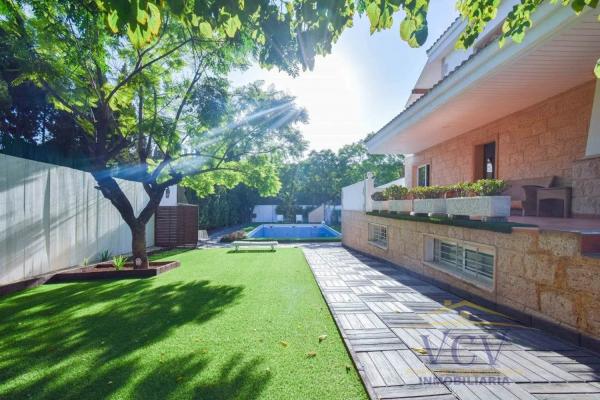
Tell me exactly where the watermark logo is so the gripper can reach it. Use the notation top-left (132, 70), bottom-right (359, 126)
top-left (407, 299), bottom-right (525, 385)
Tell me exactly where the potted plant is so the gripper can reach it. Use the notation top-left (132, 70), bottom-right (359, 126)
top-left (411, 185), bottom-right (448, 216)
top-left (371, 191), bottom-right (389, 212)
top-left (384, 185), bottom-right (412, 214)
top-left (446, 179), bottom-right (510, 221)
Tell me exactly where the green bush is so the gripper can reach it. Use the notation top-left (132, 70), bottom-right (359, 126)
top-left (409, 186), bottom-right (446, 199)
top-left (371, 191), bottom-right (388, 201)
top-left (100, 250), bottom-right (112, 262)
top-left (406, 179), bottom-right (506, 199)
top-left (112, 255), bottom-right (127, 270)
top-left (447, 182), bottom-right (474, 198)
top-left (220, 230), bottom-right (247, 243)
top-left (471, 179), bottom-right (507, 196)
top-left (383, 185), bottom-right (409, 200)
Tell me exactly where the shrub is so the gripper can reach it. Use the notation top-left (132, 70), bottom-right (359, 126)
top-left (220, 230), bottom-right (247, 243)
top-left (471, 179), bottom-right (507, 196)
top-left (100, 250), bottom-right (112, 262)
top-left (371, 191), bottom-right (388, 201)
top-left (112, 255), bottom-right (127, 270)
top-left (409, 186), bottom-right (446, 199)
top-left (446, 182), bottom-right (475, 198)
top-left (383, 185), bottom-right (409, 200)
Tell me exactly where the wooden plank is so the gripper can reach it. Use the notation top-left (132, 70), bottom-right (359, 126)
top-left (471, 350), bottom-right (534, 383)
top-left (517, 382), bottom-right (600, 394)
top-left (374, 384), bottom-right (450, 399)
top-left (396, 349), bottom-right (438, 381)
top-left (383, 350), bottom-right (424, 385)
top-left (369, 351), bottom-right (405, 386)
top-left (356, 352), bottom-right (386, 387)
top-left (506, 351), bottom-right (579, 382)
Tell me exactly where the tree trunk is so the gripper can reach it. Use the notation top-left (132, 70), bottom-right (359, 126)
top-left (131, 222), bottom-right (149, 269)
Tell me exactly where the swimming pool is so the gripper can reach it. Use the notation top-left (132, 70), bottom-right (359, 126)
top-left (246, 224), bottom-right (341, 241)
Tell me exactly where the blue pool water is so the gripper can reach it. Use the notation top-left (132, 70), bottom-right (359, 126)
top-left (247, 224), bottom-right (341, 240)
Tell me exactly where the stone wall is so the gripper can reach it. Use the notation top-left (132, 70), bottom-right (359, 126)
top-left (342, 210), bottom-right (600, 344)
top-left (410, 81), bottom-right (595, 187)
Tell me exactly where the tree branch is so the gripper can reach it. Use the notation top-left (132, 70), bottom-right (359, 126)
top-left (105, 38), bottom-right (193, 104)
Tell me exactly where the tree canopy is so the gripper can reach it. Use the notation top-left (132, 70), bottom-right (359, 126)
top-left (278, 135), bottom-right (404, 206)
top-left (80, 1), bottom-right (600, 76)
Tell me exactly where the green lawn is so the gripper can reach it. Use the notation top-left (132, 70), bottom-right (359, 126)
top-left (0, 249), bottom-right (367, 400)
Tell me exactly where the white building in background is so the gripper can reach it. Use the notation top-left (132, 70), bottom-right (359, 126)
top-left (251, 205), bottom-right (280, 223)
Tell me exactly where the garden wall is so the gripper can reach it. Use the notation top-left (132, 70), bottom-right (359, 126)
top-left (342, 210), bottom-right (600, 348)
top-left (0, 154), bottom-right (154, 286)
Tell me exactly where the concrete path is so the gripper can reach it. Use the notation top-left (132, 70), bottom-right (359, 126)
top-left (303, 246), bottom-right (600, 400)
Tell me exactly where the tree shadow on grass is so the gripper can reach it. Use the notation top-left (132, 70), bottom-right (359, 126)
top-left (0, 277), bottom-right (268, 399)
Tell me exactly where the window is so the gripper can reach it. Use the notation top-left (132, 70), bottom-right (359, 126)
top-left (417, 164), bottom-right (430, 187)
top-left (368, 223), bottom-right (388, 249)
top-left (426, 237), bottom-right (495, 288)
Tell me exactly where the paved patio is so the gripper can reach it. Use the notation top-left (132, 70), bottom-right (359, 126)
top-left (303, 245), bottom-right (600, 400)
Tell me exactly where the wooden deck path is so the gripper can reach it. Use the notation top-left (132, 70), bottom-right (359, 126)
top-left (303, 246), bottom-right (600, 400)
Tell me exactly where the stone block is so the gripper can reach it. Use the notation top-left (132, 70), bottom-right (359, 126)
top-left (538, 231), bottom-right (580, 257)
top-left (495, 230), bottom-right (535, 252)
top-left (497, 274), bottom-right (538, 309)
top-left (521, 254), bottom-right (557, 285)
top-left (539, 290), bottom-right (578, 327)
top-left (496, 249), bottom-right (525, 278)
top-left (566, 264), bottom-right (600, 293)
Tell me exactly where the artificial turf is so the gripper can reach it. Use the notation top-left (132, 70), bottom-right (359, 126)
top-left (0, 248), bottom-right (368, 400)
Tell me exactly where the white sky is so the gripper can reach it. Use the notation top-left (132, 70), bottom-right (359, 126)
top-left (229, 3), bottom-right (458, 152)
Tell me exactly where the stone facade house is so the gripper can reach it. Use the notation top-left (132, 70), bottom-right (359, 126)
top-left (342, 2), bottom-right (600, 351)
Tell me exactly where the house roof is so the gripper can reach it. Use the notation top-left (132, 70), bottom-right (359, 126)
top-left (367, 4), bottom-right (600, 155)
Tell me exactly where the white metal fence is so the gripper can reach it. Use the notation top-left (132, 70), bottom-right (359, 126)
top-left (0, 154), bottom-right (154, 285)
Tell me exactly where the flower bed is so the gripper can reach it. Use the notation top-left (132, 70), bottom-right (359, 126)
top-left (48, 261), bottom-right (181, 282)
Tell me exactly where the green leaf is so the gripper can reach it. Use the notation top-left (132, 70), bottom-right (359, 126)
top-left (107, 9), bottom-right (119, 33)
top-left (147, 3), bottom-right (161, 35)
top-left (366, 2), bottom-right (380, 30)
top-left (137, 8), bottom-right (148, 24)
top-left (127, 25), bottom-right (144, 48)
top-left (399, 18), bottom-right (415, 42)
top-left (595, 58), bottom-right (600, 78)
top-left (199, 21), bottom-right (212, 38)
top-left (223, 15), bottom-right (241, 38)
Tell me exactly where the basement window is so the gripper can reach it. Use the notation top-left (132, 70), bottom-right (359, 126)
top-left (424, 236), bottom-right (495, 289)
top-left (368, 223), bottom-right (388, 249)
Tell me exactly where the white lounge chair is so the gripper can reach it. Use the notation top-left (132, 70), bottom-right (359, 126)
top-left (232, 241), bottom-right (278, 252)
top-left (295, 214), bottom-right (303, 223)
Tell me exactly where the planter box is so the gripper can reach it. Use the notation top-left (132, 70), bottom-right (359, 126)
top-left (371, 200), bottom-right (389, 212)
top-left (389, 199), bottom-right (413, 214)
top-left (48, 261), bottom-right (181, 282)
top-left (413, 198), bottom-right (446, 215)
top-left (446, 196), bottom-right (511, 220)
